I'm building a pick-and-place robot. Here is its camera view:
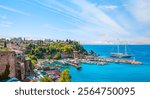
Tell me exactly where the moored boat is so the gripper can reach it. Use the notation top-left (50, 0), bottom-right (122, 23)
top-left (110, 42), bottom-right (132, 58)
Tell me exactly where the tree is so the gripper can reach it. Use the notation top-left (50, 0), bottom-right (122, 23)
top-left (40, 75), bottom-right (53, 82)
top-left (54, 53), bottom-right (61, 59)
top-left (47, 55), bottom-right (52, 60)
top-left (71, 41), bottom-right (87, 54)
top-left (4, 41), bottom-right (7, 48)
top-left (61, 45), bottom-right (73, 53)
top-left (5, 64), bottom-right (10, 77)
top-left (26, 43), bottom-right (33, 50)
top-left (30, 55), bottom-right (37, 61)
top-left (59, 69), bottom-right (71, 82)
top-left (24, 40), bottom-right (87, 59)
top-left (31, 60), bottom-right (37, 69)
top-left (0, 63), bottom-right (10, 80)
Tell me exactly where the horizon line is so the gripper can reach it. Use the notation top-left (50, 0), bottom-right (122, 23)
top-left (0, 34), bottom-right (150, 45)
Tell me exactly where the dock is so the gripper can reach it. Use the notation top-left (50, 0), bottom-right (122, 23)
top-left (85, 57), bottom-right (143, 65)
top-left (67, 62), bottom-right (81, 70)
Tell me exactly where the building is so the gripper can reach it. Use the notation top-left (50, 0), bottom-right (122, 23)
top-left (61, 53), bottom-right (73, 58)
top-left (73, 51), bottom-right (85, 59)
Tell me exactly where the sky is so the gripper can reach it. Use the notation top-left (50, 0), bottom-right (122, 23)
top-left (0, 0), bottom-right (150, 44)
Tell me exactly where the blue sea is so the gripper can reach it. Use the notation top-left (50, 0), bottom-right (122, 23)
top-left (68, 45), bottom-right (150, 82)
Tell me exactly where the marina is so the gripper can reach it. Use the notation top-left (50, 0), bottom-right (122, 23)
top-left (38, 56), bottom-right (143, 70)
top-left (69, 45), bottom-right (150, 82)
top-left (28, 45), bottom-right (149, 82)
top-left (0, 0), bottom-right (150, 83)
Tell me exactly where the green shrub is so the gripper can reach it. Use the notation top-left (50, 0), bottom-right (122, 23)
top-left (0, 64), bottom-right (10, 80)
top-left (54, 53), bottom-right (61, 60)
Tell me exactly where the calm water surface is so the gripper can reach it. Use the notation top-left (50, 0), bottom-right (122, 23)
top-left (69, 45), bottom-right (150, 82)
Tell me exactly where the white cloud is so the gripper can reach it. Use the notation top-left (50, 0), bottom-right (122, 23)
top-left (0, 14), bottom-right (13, 28)
top-left (37, 0), bottom-right (128, 33)
top-left (34, 0), bottom-right (82, 24)
top-left (98, 5), bottom-right (118, 10)
top-left (130, 34), bottom-right (150, 44)
top-left (0, 4), bottom-right (31, 16)
top-left (0, 21), bottom-right (13, 28)
top-left (71, 0), bottom-right (129, 34)
top-left (30, 0), bottom-right (131, 44)
top-left (20, 0), bottom-right (150, 44)
top-left (127, 0), bottom-right (150, 23)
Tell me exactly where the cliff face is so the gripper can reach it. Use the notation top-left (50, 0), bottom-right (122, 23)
top-left (0, 51), bottom-right (16, 78)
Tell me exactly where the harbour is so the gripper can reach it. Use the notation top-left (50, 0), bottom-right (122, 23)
top-left (0, 0), bottom-right (150, 83)
top-left (69, 45), bottom-right (149, 82)
top-left (0, 38), bottom-right (149, 82)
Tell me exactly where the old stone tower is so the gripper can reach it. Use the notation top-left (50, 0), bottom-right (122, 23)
top-left (0, 51), bottom-right (16, 77)
top-left (0, 51), bottom-right (33, 81)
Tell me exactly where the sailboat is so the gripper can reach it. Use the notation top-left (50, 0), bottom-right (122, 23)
top-left (110, 44), bottom-right (132, 58)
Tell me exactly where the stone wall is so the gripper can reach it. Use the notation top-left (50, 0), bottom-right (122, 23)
top-left (0, 51), bottom-right (16, 77)
top-left (24, 59), bottom-right (33, 76)
top-left (16, 57), bottom-right (33, 80)
top-left (0, 51), bottom-right (33, 81)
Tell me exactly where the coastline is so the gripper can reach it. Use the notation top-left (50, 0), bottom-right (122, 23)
top-left (0, 39), bottom-right (150, 82)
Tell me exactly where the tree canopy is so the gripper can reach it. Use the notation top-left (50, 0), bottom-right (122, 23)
top-left (59, 69), bottom-right (71, 82)
top-left (25, 40), bottom-right (87, 59)
top-left (40, 75), bottom-right (53, 82)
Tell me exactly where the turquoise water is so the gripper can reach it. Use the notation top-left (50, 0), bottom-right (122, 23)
top-left (69, 45), bottom-right (150, 82)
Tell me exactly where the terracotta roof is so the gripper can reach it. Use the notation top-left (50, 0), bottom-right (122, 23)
top-left (12, 50), bottom-right (23, 53)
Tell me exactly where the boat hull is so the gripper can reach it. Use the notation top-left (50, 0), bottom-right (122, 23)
top-left (111, 53), bottom-right (132, 58)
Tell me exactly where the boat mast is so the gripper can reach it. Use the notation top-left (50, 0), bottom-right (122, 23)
top-left (117, 39), bottom-right (120, 53)
top-left (125, 44), bottom-right (127, 54)
top-left (117, 44), bottom-right (119, 53)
